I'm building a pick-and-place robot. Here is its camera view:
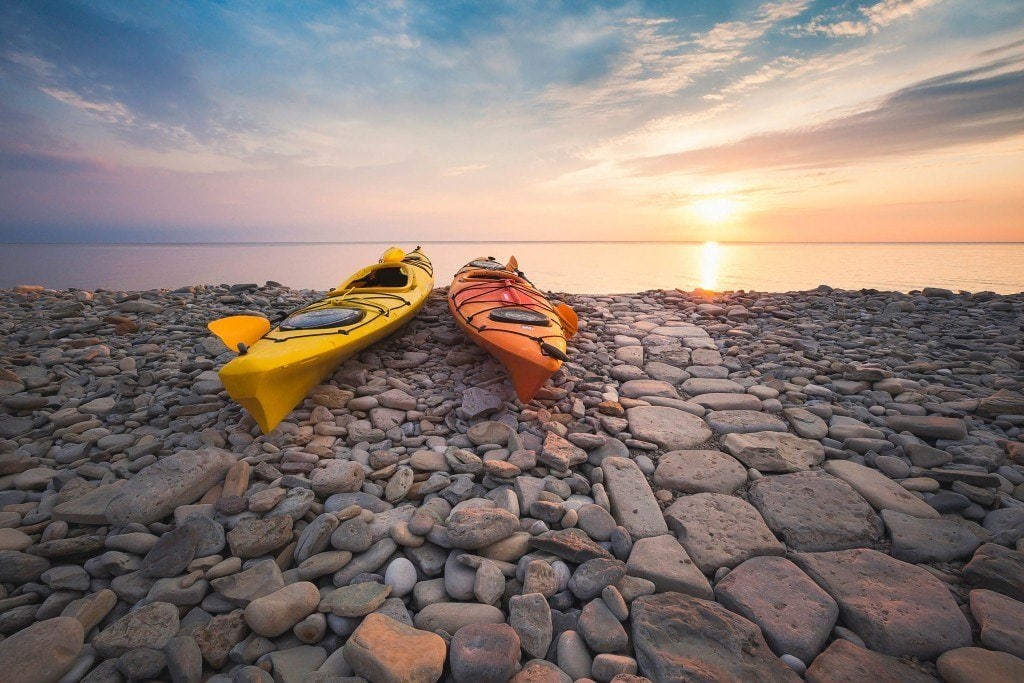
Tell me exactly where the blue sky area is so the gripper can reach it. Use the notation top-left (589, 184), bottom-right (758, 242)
top-left (1, 0), bottom-right (1022, 242)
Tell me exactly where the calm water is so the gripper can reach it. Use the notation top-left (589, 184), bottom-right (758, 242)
top-left (1, 242), bottom-right (1022, 294)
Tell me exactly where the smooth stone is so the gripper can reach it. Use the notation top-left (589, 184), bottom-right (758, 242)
top-left (665, 493), bottom-right (785, 573)
top-left (509, 593), bottom-right (553, 659)
top-left (882, 509), bottom-right (989, 563)
top-left (576, 503), bottom-right (617, 542)
top-left (782, 408), bottom-right (829, 439)
top-left (0, 550), bottom-right (50, 584)
top-left (625, 534), bottom-right (713, 599)
top-left (748, 471), bottom-right (882, 551)
top-left (511, 659), bottom-right (572, 683)
top-left (715, 556), bottom-right (838, 664)
top-left (936, 647), bottom-right (1024, 683)
top-left (413, 602), bottom-right (505, 634)
top-left (631, 592), bottom-right (799, 682)
top-left (681, 378), bottom-right (745, 395)
top-left (450, 623), bottom-right (522, 683)
top-left (971, 589), bottom-right (1024, 660)
top-left (824, 460), bottom-right (940, 519)
top-left (319, 582), bottom-right (392, 617)
top-left (805, 638), bottom-right (939, 682)
top-left (539, 432), bottom-right (588, 471)
top-left (384, 558), bottom-right (417, 598)
top-left (568, 558), bottom-right (628, 601)
top-left (267, 645), bottom-right (327, 683)
top-left (601, 457), bottom-right (669, 539)
top-left (311, 460), bottom-right (365, 496)
top-left (244, 582), bottom-right (320, 637)
top-left (625, 406), bottom-right (712, 451)
top-left (652, 450), bottom-right (747, 494)
top-left (211, 560), bottom-right (285, 606)
top-left (619, 380), bottom-right (679, 399)
top-left (579, 597), bottom-right (628, 653)
top-left (165, 635), bottom-right (203, 683)
top-left (886, 415), bottom-right (968, 440)
top-left (0, 616), bottom-right (84, 683)
top-left (343, 613), bottom-right (446, 683)
top-left (105, 448), bottom-right (236, 525)
top-left (793, 548), bottom-right (971, 659)
top-left (963, 544), bottom-right (1024, 601)
top-left (690, 393), bottom-right (763, 411)
top-left (722, 432), bottom-right (824, 472)
top-left (556, 630), bottom-right (593, 681)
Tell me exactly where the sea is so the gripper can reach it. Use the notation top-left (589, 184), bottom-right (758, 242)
top-left (1, 242), bottom-right (1022, 295)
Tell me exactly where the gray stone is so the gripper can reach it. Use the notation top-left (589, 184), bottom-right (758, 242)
top-left (529, 528), bottom-right (613, 563)
top-left (626, 534), bottom-right (713, 599)
top-left (626, 406), bottom-right (711, 451)
top-left (601, 457), bottom-right (669, 539)
top-left (748, 471), bottom-right (883, 551)
top-left (319, 581), bottom-right (392, 617)
top-left (805, 639), bottom-right (939, 683)
top-left (579, 597), bottom-right (628, 653)
top-left (450, 623), bottom-right (521, 683)
top-left (793, 548), bottom-right (972, 659)
top-left (413, 602), bottom-right (506, 634)
top-left (509, 593), bottom-right (553, 659)
top-left (715, 556), bottom-right (838, 664)
top-left (105, 448), bottom-right (236, 525)
top-left (706, 410), bottom-right (787, 434)
top-left (447, 507), bottom-right (519, 549)
top-left (0, 617), bottom-right (84, 683)
top-left (665, 493), bottom-right (785, 573)
top-left (882, 509), bottom-right (989, 563)
top-left (211, 560), bottom-right (284, 606)
top-left (825, 460), bottom-right (940, 519)
top-left (963, 543), bottom-right (1024, 601)
top-left (652, 450), bottom-right (748, 494)
top-left (782, 408), bottom-right (829, 439)
top-left (937, 647), bottom-right (1024, 683)
top-left (93, 601), bottom-right (180, 657)
top-left (568, 558), bottom-right (628, 601)
top-left (631, 592), bottom-right (799, 683)
top-left (267, 645), bottom-right (328, 683)
top-left (722, 432), bottom-right (824, 472)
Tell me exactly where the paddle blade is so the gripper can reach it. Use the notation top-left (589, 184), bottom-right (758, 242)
top-left (555, 303), bottom-right (578, 338)
top-left (506, 255), bottom-right (519, 271)
top-left (208, 315), bottom-right (271, 352)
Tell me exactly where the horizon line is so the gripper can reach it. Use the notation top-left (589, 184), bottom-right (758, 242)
top-left (2, 240), bottom-right (1023, 246)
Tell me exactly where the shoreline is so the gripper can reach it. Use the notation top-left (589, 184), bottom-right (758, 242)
top-left (1, 283), bottom-right (1023, 680)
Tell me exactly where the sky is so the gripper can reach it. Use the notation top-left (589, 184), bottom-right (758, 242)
top-left (0, 0), bottom-right (1022, 243)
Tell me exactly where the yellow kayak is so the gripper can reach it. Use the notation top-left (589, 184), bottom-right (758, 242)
top-left (210, 247), bottom-right (433, 433)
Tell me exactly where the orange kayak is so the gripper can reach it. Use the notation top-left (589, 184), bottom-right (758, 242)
top-left (448, 257), bottom-right (577, 403)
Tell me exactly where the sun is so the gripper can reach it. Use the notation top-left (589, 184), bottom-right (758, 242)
top-left (690, 197), bottom-right (739, 224)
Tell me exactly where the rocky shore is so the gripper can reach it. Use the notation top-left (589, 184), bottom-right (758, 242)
top-left (1, 280), bottom-right (1023, 683)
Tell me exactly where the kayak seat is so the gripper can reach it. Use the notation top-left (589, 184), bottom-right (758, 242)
top-left (352, 266), bottom-right (409, 288)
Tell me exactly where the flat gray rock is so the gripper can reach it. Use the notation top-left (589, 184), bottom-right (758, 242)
top-left (626, 406), bottom-right (711, 451)
top-left (722, 431), bottom-right (825, 472)
top-left (748, 471), bottom-right (882, 551)
top-left (793, 548), bottom-right (972, 660)
top-left (681, 378), bottom-right (745, 395)
top-left (970, 588), bottom-right (1024, 660)
top-left (689, 393), bottom-right (763, 411)
top-left (626, 534), bottom-right (712, 600)
top-left (882, 509), bottom-right (989, 563)
top-left (805, 639), bottom-right (940, 683)
top-left (963, 543), bottom-right (1024, 601)
top-left (632, 592), bottom-right (800, 683)
top-left (715, 556), bottom-right (838, 664)
top-left (706, 410), bottom-right (787, 435)
top-left (782, 408), bottom-right (829, 439)
top-left (652, 450), bottom-right (747, 495)
top-left (824, 460), bottom-right (939, 519)
top-left (619, 379), bottom-right (679, 399)
top-left (664, 493), bottom-right (784, 573)
top-left (886, 415), bottom-right (968, 440)
top-left (601, 457), bottom-right (669, 539)
top-left (105, 448), bottom-right (236, 525)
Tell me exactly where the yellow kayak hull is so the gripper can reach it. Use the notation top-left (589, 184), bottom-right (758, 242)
top-left (217, 247), bottom-right (433, 433)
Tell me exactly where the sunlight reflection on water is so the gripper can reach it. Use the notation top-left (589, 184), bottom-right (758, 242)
top-left (1, 242), bottom-right (1022, 294)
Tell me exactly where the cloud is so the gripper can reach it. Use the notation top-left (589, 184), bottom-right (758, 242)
top-left (541, 1), bottom-right (810, 112)
top-left (634, 55), bottom-right (1024, 175)
top-left (0, 0), bottom-right (260, 151)
top-left (805, 0), bottom-right (942, 37)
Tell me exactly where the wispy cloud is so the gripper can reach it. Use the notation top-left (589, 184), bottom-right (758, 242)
top-left (542, 1), bottom-right (810, 112)
top-left (634, 55), bottom-right (1024, 175)
top-left (805, 0), bottom-right (943, 37)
